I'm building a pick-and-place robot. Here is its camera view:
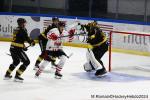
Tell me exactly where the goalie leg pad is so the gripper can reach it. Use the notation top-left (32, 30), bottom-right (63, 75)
top-left (84, 49), bottom-right (99, 71)
top-left (84, 62), bottom-right (94, 72)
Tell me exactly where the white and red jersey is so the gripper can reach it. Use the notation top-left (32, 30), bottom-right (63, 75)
top-left (46, 28), bottom-right (74, 51)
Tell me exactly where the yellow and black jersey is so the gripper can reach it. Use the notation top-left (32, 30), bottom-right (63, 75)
top-left (86, 26), bottom-right (107, 47)
top-left (11, 27), bottom-right (33, 48)
top-left (81, 22), bottom-right (98, 33)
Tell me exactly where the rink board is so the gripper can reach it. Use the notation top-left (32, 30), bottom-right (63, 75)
top-left (1, 14), bottom-right (150, 56)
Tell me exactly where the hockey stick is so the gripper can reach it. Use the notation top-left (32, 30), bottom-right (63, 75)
top-left (51, 53), bottom-right (73, 67)
top-left (134, 65), bottom-right (150, 72)
top-left (6, 45), bottom-right (31, 56)
top-left (6, 53), bottom-right (11, 56)
top-left (58, 32), bottom-right (86, 38)
top-left (66, 53), bottom-right (73, 58)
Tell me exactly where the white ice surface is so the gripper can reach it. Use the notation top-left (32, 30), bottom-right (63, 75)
top-left (0, 42), bottom-right (150, 100)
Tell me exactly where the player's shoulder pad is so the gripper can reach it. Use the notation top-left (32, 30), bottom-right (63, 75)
top-left (48, 28), bottom-right (59, 35)
top-left (50, 28), bottom-right (59, 32)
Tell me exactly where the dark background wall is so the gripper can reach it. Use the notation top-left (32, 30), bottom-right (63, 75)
top-left (0, 0), bottom-right (150, 22)
top-left (0, 0), bottom-right (5, 11)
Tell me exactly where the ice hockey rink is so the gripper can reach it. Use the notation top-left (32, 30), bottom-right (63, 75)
top-left (0, 41), bottom-right (150, 100)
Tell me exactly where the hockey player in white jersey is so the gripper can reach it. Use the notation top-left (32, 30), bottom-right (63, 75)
top-left (35, 22), bottom-right (75, 79)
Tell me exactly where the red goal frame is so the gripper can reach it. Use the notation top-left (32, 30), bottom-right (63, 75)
top-left (108, 31), bottom-right (150, 72)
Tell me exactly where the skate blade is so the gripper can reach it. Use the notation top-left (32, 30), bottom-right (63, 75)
top-left (3, 77), bottom-right (12, 80)
top-left (55, 76), bottom-right (62, 79)
top-left (95, 72), bottom-right (107, 78)
top-left (96, 74), bottom-right (107, 78)
top-left (14, 79), bottom-right (23, 83)
top-left (34, 75), bottom-right (39, 78)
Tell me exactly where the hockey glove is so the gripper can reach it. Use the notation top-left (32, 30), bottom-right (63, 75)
top-left (23, 47), bottom-right (28, 51)
top-left (30, 40), bottom-right (35, 46)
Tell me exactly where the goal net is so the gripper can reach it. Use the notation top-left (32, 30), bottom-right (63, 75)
top-left (108, 30), bottom-right (150, 77)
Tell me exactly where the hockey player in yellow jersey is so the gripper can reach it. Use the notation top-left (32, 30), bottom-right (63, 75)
top-left (4, 18), bottom-right (35, 82)
top-left (82, 21), bottom-right (108, 76)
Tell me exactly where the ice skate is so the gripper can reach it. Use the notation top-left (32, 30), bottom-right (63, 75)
top-left (35, 71), bottom-right (40, 78)
top-left (14, 75), bottom-right (24, 83)
top-left (35, 68), bottom-right (43, 78)
top-left (55, 71), bottom-right (62, 79)
top-left (95, 68), bottom-right (107, 77)
top-left (4, 74), bottom-right (12, 80)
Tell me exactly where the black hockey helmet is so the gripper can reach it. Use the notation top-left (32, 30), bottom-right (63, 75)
top-left (52, 17), bottom-right (59, 21)
top-left (17, 18), bottom-right (26, 25)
